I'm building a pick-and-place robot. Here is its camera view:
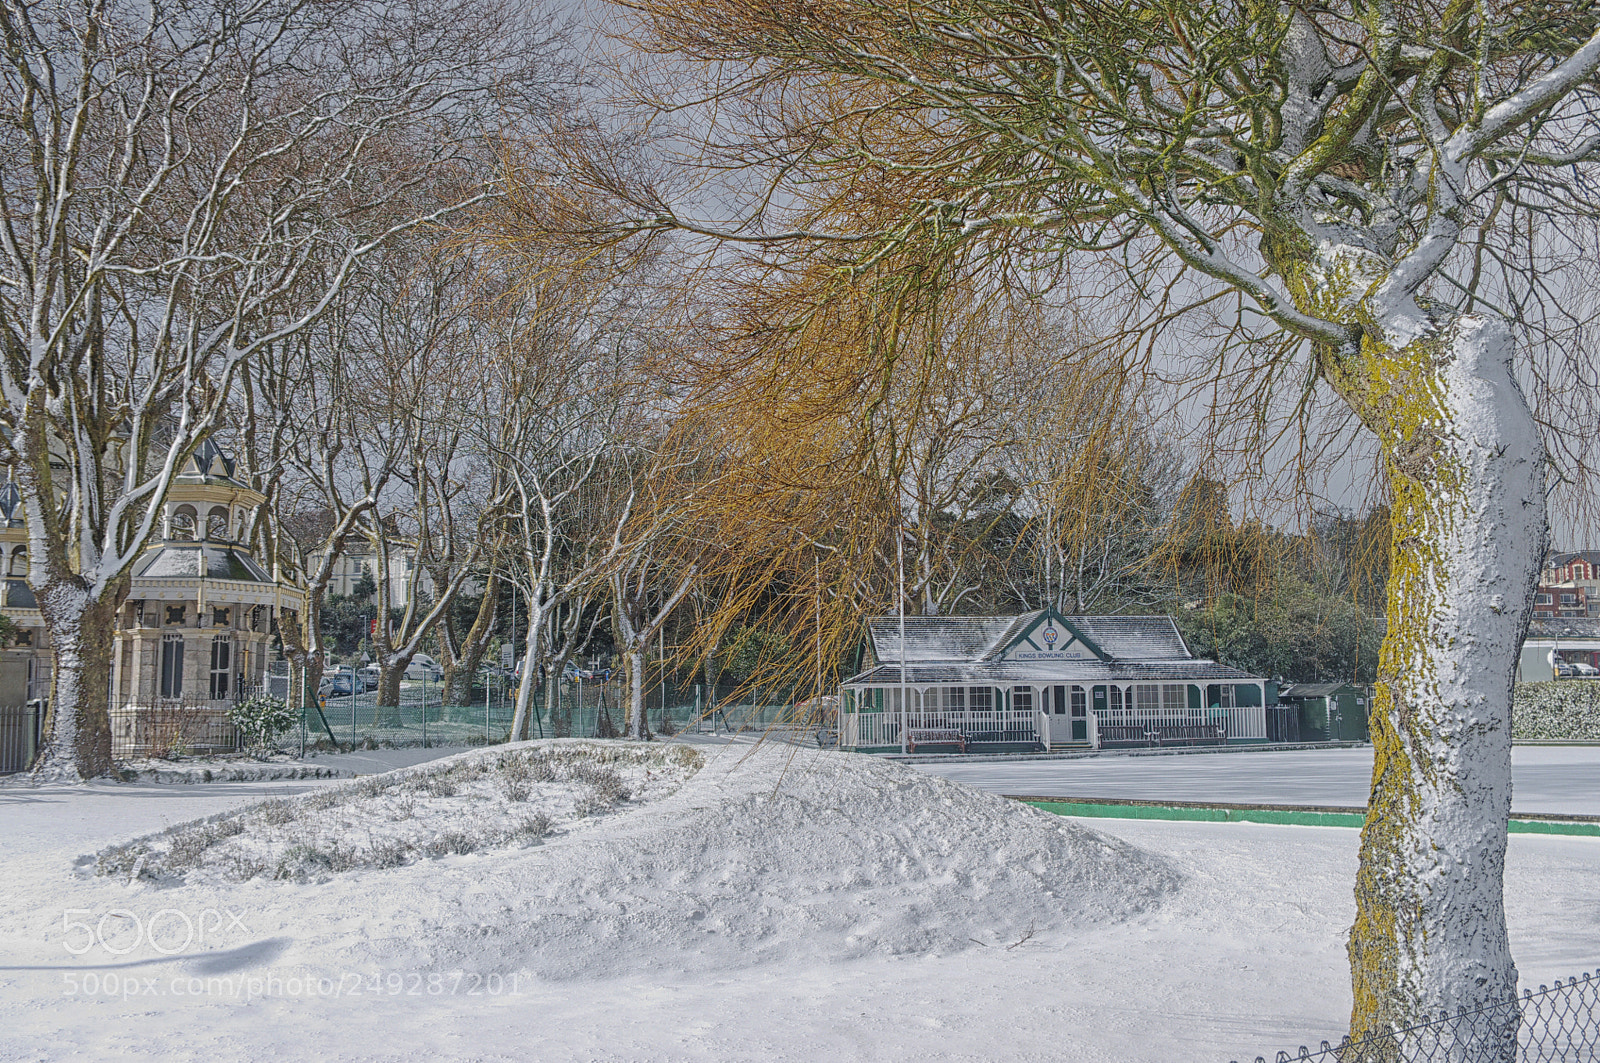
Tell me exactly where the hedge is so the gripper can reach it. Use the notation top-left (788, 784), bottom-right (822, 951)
top-left (1513, 680), bottom-right (1600, 741)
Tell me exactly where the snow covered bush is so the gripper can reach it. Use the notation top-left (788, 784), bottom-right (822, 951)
top-left (94, 740), bottom-right (703, 885)
top-left (227, 694), bottom-right (296, 749)
top-left (1513, 681), bottom-right (1600, 740)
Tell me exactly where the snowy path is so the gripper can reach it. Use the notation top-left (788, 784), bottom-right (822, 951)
top-left (0, 743), bottom-right (1595, 1063)
top-left (907, 746), bottom-right (1600, 816)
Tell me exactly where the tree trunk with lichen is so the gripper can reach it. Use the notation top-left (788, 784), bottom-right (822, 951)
top-left (31, 592), bottom-right (122, 780)
top-left (1326, 314), bottom-right (1542, 1056)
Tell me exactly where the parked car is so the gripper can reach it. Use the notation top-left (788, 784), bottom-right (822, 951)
top-left (1555, 660), bottom-right (1577, 678)
top-left (358, 665), bottom-right (380, 691)
top-left (404, 654), bottom-right (444, 682)
top-left (1572, 661), bottom-right (1599, 678)
top-left (561, 661), bottom-right (593, 682)
top-left (318, 670), bottom-right (358, 698)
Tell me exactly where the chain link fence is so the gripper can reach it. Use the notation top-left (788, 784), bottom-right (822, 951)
top-left (278, 672), bottom-right (832, 750)
top-left (0, 668), bottom-right (837, 767)
top-left (1234, 971), bottom-right (1599, 1063)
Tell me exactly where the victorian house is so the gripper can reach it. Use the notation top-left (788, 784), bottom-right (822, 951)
top-left (0, 440), bottom-right (303, 754)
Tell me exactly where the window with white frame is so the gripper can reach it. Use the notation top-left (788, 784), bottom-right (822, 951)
top-left (969, 686), bottom-right (993, 713)
top-left (1012, 687), bottom-right (1033, 713)
top-left (160, 634), bottom-right (184, 699)
top-left (209, 636), bottom-right (232, 700)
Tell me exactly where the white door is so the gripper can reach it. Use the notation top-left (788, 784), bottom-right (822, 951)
top-left (1043, 685), bottom-right (1068, 745)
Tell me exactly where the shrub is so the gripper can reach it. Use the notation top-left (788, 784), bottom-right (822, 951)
top-left (228, 694), bottom-right (296, 749)
top-left (420, 831), bottom-right (477, 858)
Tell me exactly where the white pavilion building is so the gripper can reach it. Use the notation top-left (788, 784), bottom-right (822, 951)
top-left (839, 607), bottom-right (1273, 753)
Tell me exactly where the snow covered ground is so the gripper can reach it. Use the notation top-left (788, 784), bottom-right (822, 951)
top-left (908, 745), bottom-right (1600, 816)
top-left (1, 740), bottom-right (1595, 1063)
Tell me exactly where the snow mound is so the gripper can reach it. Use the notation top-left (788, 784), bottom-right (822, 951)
top-left (93, 741), bottom-right (703, 885)
top-left (374, 743), bottom-right (1184, 980)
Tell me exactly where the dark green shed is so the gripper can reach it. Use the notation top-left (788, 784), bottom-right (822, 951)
top-left (1278, 682), bottom-right (1369, 742)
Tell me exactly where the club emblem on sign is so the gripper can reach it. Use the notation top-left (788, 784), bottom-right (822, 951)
top-left (1042, 625), bottom-right (1058, 649)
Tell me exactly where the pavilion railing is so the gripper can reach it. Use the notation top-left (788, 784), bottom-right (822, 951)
top-left (842, 707), bottom-right (1039, 749)
top-left (1090, 704), bottom-right (1268, 742)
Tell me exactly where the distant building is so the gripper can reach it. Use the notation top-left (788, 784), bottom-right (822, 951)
top-left (305, 540), bottom-right (448, 609)
top-left (0, 440), bottom-right (304, 755)
top-left (1538, 551), bottom-right (1600, 619)
top-left (839, 607), bottom-right (1272, 754)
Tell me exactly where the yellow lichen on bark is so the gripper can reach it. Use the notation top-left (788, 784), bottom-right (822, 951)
top-left (1320, 321), bottom-right (1524, 1050)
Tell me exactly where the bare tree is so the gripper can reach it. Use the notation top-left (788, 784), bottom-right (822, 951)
top-left (477, 271), bottom-right (645, 742)
top-left (1004, 395), bottom-right (1182, 615)
top-left (2, 0), bottom-right (561, 778)
top-left (352, 249), bottom-right (500, 712)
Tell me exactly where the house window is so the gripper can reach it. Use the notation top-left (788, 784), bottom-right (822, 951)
top-left (1108, 685), bottom-right (1124, 712)
top-left (1162, 684), bottom-right (1188, 717)
top-left (946, 686), bottom-right (965, 712)
top-left (969, 686), bottom-right (993, 713)
top-left (1134, 684), bottom-right (1161, 714)
top-left (206, 507), bottom-right (229, 541)
top-left (209, 636), bottom-right (232, 700)
top-left (8, 547), bottom-right (25, 576)
top-left (1012, 687), bottom-right (1033, 713)
top-left (1537, 593), bottom-right (1553, 605)
top-left (1070, 685), bottom-right (1086, 716)
top-left (1562, 593), bottom-right (1577, 604)
top-left (160, 634), bottom-right (185, 699)
top-left (1217, 685), bottom-right (1237, 709)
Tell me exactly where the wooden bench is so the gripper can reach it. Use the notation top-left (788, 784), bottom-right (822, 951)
top-left (1098, 723), bottom-right (1226, 748)
top-left (906, 728), bottom-right (968, 753)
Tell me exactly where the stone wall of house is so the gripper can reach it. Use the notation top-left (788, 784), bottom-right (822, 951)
top-left (1512, 680), bottom-right (1600, 740)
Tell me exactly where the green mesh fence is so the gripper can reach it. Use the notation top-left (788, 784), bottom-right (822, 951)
top-left (285, 674), bottom-right (832, 749)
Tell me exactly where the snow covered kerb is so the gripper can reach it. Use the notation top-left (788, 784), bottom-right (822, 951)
top-left (94, 741), bottom-right (704, 885)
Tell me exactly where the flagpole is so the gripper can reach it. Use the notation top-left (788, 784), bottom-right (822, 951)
top-left (897, 505), bottom-right (908, 754)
